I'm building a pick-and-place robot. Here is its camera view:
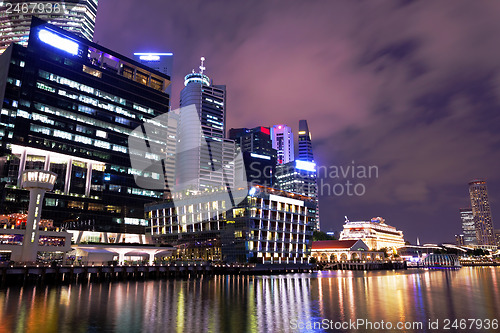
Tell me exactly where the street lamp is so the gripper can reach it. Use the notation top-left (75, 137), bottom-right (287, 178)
top-left (19, 170), bottom-right (57, 262)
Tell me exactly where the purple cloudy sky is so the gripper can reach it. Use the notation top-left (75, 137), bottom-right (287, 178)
top-left (94, 0), bottom-right (500, 243)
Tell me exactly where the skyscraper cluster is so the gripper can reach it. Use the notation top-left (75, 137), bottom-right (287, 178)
top-left (227, 121), bottom-right (320, 230)
top-left (272, 121), bottom-right (319, 231)
top-left (458, 180), bottom-right (496, 246)
top-left (0, 4), bottom-right (319, 263)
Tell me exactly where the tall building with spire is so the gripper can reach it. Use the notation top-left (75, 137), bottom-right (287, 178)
top-left (271, 124), bottom-right (294, 165)
top-left (0, 0), bottom-right (99, 53)
top-left (177, 57), bottom-right (237, 192)
top-left (298, 120), bottom-right (314, 162)
top-left (469, 180), bottom-right (496, 245)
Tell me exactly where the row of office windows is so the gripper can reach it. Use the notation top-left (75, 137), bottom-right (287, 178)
top-left (17, 104), bottom-right (164, 161)
top-left (38, 70), bottom-right (157, 118)
top-left (30, 89), bottom-right (167, 148)
top-left (29, 123), bottom-right (129, 154)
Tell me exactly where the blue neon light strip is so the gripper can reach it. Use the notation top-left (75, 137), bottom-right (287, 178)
top-left (134, 52), bottom-right (173, 56)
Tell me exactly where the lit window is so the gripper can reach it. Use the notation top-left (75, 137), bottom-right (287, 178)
top-left (36, 82), bottom-right (56, 93)
top-left (94, 140), bottom-right (110, 149)
top-left (54, 130), bottom-right (72, 140)
top-left (82, 65), bottom-right (102, 78)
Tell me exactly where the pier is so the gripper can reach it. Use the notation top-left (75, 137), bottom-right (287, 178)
top-left (0, 262), bottom-right (313, 286)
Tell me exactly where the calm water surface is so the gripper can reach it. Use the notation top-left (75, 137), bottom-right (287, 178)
top-left (0, 267), bottom-right (499, 332)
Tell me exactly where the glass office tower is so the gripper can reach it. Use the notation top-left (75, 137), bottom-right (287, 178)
top-left (469, 180), bottom-right (496, 245)
top-left (0, 0), bottom-right (98, 53)
top-left (276, 160), bottom-right (319, 230)
top-left (0, 18), bottom-right (171, 232)
top-left (178, 59), bottom-right (237, 192)
top-left (271, 124), bottom-right (294, 165)
top-left (298, 120), bottom-right (314, 162)
top-left (459, 208), bottom-right (476, 245)
top-left (228, 126), bottom-right (277, 187)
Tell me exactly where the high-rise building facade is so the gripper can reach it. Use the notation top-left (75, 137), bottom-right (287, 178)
top-left (298, 120), bottom-right (313, 162)
top-left (276, 160), bottom-right (318, 230)
top-left (0, 18), bottom-right (171, 232)
top-left (146, 186), bottom-right (316, 263)
top-left (229, 126), bottom-right (277, 187)
top-left (229, 126), bottom-right (275, 157)
top-left (0, 0), bottom-right (98, 53)
top-left (177, 58), bottom-right (237, 192)
top-left (271, 124), bottom-right (293, 165)
top-left (469, 180), bottom-right (495, 245)
top-left (459, 208), bottom-right (476, 245)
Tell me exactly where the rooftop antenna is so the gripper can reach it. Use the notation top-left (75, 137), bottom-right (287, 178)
top-left (199, 56), bottom-right (206, 75)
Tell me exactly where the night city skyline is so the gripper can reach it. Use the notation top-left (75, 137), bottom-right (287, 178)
top-left (1, 2), bottom-right (500, 332)
top-left (93, 0), bottom-right (500, 244)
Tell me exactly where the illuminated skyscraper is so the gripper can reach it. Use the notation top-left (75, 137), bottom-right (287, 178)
top-left (469, 180), bottom-right (496, 245)
top-left (276, 160), bottom-right (319, 230)
top-left (0, 18), bottom-right (171, 232)
top-left (229, 126), bottom-right (277, 186)
top-left (178, 57), bottom-right (237, 191)
top-left (0, 0), bottom-right (99, 53)
top-left (459, 208), bottom-right (476, 245)
top-left (298, 120), bottom-right (314, 162)
top-left (271, 124), bottom-right (294, 165)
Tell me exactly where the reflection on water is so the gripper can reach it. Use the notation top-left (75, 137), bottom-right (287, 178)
top-left (0, 267), bottom-right (499, 332)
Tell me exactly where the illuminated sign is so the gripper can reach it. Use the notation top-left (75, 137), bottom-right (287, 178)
top-left (295, 160), bottom-right (316, 172)
top-left (260, 127), bottom-right (270, 135)
top-left (298, 131), bottom-right (306, 135)
top-left (38, 29), bottom-right (79, 55)
top-left (139, 55), bottom-right (160, 61)
top-left (250, 153), bottom-right (271, 160)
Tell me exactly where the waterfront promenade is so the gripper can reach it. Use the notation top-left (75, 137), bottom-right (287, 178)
top-left (0, 262), bottom-right (314, 285)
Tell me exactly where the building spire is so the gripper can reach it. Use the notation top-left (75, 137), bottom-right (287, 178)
top-left (199, 56), bottom-right (206, 75)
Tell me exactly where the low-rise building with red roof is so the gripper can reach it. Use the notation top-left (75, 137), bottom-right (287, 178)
top-left (310, 240), bottom-right (384, 262)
